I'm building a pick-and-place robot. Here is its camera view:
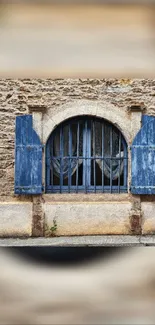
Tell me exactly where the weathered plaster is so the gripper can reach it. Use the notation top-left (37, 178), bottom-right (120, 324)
top-left (141, 202), bottom-right (155, 235)
top-left (0, 202), bottom-right (32, 237)
top-left (45, 202), bottom-right (132, 236)
top-left (32, 111), bottom-right (43, 141)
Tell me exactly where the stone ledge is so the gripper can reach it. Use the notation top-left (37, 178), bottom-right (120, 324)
top-left (28, 104), bottom-right (47, 113)
top-left (1, 235), bottom-right (155, 247)
top-left (127, 103), bottom-right (146, 112)
top-left (43, 193), bottom-right (131, 203)
top-left (140, 236), bottom-right (155, 245)
top-left (0, 235), bottom-right (143, 247)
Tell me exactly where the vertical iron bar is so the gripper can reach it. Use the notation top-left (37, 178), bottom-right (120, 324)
top-left (93, 120), bottom-right (96, 193)
top-left (68, 123), bottom-right (72, 193)
top-left (123, 140), bottom-right (128, 190)
top-left (88, 120), bottom-right (91, 190)
top-left (76, 122), bottom-right (79, 193)
top-left (60, 126), bottom-right (63, 193)
top-left (110, 126), bottom-right (113, 193)
top-left (51, 135), bottom-right (54, 192)
top-left (84, 120), bottom-right (87, 194)
top-left (102, 122), bottom-right (104, 193)
top-left (46, 139), bottom-right (51, 191)
top-left (118, 132), bottom-right (121, 193)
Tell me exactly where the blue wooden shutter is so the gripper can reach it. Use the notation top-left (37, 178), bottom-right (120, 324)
top-left (142, 115), bottom-right (155, 127)
top-left (15, 115), bottom-right (43, 195)
top-left (131, 115), bottom-right (155, 194)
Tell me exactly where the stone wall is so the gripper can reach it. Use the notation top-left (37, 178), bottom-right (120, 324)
top-left (0, 78), bottom-right (155, 238)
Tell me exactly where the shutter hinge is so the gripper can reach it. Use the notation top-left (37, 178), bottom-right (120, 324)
top-left (42, 144), bottom-right (45, 152)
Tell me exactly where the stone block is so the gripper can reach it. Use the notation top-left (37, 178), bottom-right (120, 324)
top-left (45, 202), bottom-right (132, 236)
top-left (0, 203), bottom-right (32, 237)
top-left (142, 202), bottom-right (155, 235)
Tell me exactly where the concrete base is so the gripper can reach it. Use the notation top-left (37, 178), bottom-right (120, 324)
top-left (0, 235), bottom-right (155, 246)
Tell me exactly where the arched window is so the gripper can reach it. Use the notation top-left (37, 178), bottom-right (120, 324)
top-left (46, 116), bottom-right (128, 193)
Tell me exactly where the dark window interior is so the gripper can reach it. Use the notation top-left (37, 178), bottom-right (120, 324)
top-left (46, 116), bottom-right (128, 193)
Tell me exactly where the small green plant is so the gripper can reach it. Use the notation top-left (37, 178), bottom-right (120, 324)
top-left (50, 219), bottom-right (57, 233)
top-left (45, 218), bottom-right (58, 237)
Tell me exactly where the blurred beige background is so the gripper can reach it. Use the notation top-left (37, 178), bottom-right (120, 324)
top-left (0, 1), bottom-right (155, 77)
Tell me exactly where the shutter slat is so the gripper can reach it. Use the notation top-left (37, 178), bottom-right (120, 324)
top-left (142, 115), bottom-right (155, 127)
top-left (15, 115), bottom-right (42, 195)
top-left (131, 115), bottom-right (155, 194)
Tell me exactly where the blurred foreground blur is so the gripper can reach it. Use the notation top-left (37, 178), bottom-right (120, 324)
top-left (0, 1), bottom-right (155, 77)
top-left (1, 247), bottom-right (155, 324)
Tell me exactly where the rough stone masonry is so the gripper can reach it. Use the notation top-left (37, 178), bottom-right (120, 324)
top-left (0, 78), bottom-right (155, 238)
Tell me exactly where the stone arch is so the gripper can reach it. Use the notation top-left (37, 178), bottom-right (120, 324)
top-left (43, 100), bottom-right (131, 144)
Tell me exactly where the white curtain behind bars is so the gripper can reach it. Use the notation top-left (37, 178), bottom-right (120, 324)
top-left (51, 123), bottom-right (124, 180)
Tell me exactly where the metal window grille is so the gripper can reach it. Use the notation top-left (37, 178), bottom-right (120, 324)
top-left (46, 116), bottom-right (128, 193)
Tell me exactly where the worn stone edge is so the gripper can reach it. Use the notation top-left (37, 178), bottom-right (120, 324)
top-left (0, 235), bottom-right (149, 247)
top-left (28, 105), bottom-right (48, 113)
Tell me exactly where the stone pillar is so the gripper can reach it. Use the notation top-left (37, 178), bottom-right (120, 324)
top-left (127, 103), bottom-right (146, 234)
top-left (127, 103), bottom-right (146, 142)
top-left (28, 105), bottom-right (47, 237)
top-left (32, 195), bottom-right (45, 237)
